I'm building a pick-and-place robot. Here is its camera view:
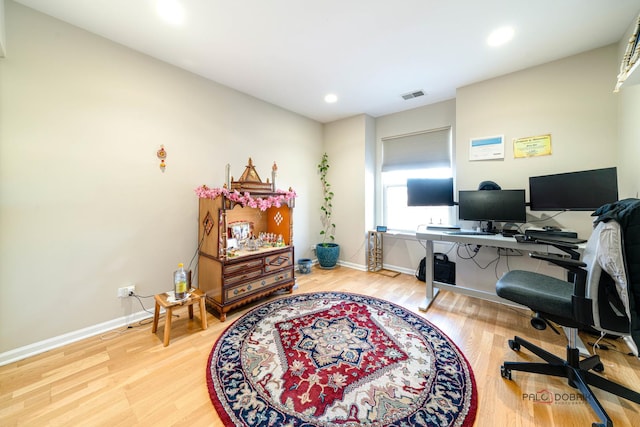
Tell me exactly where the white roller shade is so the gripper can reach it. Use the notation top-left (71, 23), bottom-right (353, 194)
top-left (382, 127), bottom-right (451, 172)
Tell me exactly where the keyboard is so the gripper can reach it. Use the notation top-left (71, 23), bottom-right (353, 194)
top-left (515, 234), bottom-right (586, 244)
top-left (445, 230), bottom-right (495, 236)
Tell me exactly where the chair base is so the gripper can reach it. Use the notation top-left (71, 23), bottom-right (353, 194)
top-left (501, 335), bottom-right (640, 427)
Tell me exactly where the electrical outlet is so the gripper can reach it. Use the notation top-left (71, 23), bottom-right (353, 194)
top-left (117, 285), bottom-right (135, 298)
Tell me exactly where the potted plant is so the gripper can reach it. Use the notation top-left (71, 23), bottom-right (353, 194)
top-left (316, 152), bottom-right (340, 268)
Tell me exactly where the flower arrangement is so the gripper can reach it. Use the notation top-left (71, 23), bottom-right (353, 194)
top-left (195, 185), bottom-right (296, 211)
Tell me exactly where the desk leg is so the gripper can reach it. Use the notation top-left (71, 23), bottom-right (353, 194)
top-left (419, 238), bottom-right (439, 311)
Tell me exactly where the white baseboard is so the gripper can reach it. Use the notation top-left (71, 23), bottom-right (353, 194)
top-left (0, 310), bottom-right (154, 366)
top-left (338, 260), bottom-right (413, 276)
top-left (1, 263), bottom-right (412, 366)
top-left (337, 260), bottom-right (366, 271)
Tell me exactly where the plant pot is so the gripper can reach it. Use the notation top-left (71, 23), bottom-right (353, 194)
top-left (298, 258), bottom-right (313, 274)
top-left (316, 243), bottom-right (340, 269)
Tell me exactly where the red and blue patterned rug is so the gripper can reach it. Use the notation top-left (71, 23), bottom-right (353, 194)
top-left (207, 292), bottom-right (477, 426)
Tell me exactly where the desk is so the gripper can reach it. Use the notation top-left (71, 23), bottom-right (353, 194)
top-left (415, 228), bottom-right (584, 311)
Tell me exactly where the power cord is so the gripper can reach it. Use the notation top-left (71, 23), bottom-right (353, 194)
top-left (100, 293), bottom-right (155, 341)
top-left (587, 337), bottom-right (636, 357)
top-left (131, 291), bottom-right (182, 321)
top-left (187, 231), bottom-right (206, 288)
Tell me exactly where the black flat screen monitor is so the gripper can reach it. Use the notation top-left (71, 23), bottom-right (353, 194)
top-left (529, 167), bottom-right (618, 211)
top-left (458, 189), bottom-right (527, 223)
top-left (407, 178), bottom-right (454, 206)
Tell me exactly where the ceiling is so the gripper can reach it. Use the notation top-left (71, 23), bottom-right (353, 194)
top-left (13, 0), bottom-right (640, 123)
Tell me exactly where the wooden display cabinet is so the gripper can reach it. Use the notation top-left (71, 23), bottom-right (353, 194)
top-left (197, 159), bottom-right (295, 321)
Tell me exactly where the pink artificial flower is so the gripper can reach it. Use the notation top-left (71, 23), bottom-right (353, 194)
top-left (195, 186), bottom-right (297, 209)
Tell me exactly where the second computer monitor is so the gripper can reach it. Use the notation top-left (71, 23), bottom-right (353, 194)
top-left (458, 189), bottom-right (527, 223)
top-left (407, 178), bottom-right (455, 206)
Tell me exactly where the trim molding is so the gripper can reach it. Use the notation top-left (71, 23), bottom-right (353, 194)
top-left (0, 310), bottom-right (153, 366)
top-left (1, 262), bottom-right (412, 366)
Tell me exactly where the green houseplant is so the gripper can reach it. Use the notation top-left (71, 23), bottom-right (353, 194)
top-left (316, 152), bottom-right (340, 268)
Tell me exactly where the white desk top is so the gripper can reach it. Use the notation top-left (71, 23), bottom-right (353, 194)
top-left (416, 227), bottom-right (586, 253)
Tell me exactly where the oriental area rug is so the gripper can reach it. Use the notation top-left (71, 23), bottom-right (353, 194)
top-left (206, 292), bottom-right (477, 426)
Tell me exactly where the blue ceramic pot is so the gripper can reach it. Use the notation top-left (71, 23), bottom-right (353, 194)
top-left (316, 243), bottom-right (340, 268)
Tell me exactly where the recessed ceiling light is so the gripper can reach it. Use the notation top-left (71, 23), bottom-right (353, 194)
top-left (156, 0), bottom-right (185, 26)
top-left (487, 26), bottom-right (514, 47)
top-left (324, 94), bottom-right (338, 103)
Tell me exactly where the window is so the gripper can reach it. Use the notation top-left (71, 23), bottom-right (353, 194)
top-left (381, 128), bottom-right (453, 232)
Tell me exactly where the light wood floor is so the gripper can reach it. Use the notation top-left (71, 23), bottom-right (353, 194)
top-left (1, 267), bottom-right (639, 426)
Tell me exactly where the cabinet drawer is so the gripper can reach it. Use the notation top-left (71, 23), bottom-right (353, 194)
top-left (224, 259), bottom-right (264, 276)
top-left (264, 249), bottom-right (293, 273)
top-left (225, 269), bottom-right (293, 303)
top-left (224, 268), bottom-right (263, 285)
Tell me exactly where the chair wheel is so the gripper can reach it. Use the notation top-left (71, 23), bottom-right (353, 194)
top-left (508, 339), bottom-right (521, 351)
top-left (501, 365), bottom-right (512, 380)
top-left (593, 363), bottom-right (604, 373)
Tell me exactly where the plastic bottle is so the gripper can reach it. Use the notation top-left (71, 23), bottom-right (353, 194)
top-left (174, 263), bottom-right (187, 300)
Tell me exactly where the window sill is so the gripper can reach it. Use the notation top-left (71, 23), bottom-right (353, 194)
top-left (379, 230), bottom-right (418, 241)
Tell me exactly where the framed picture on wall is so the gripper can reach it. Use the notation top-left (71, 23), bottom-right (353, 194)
top-left (469, 135), bottom-right (504, 161)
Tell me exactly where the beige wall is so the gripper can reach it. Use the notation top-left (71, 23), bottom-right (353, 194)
top-left (0, 2), bottom-right (323, 356)
top-left (0, 0), bottom-right (5, 57)
top-left (2, 1), bottom-right (639, 362)
top-left (456, 45), bottom-right (619, 239)
top-left (375, 100), bottom-right (457, 272)
top-left (322, 114), bottom-right (374, 268)
top-left (377, 45), bottom-right (635, 279)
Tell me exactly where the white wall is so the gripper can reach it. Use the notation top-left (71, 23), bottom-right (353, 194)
top-left (618, 17), bottom-right (640, 199)
top-left (0, 2), bottom-right (322, 355)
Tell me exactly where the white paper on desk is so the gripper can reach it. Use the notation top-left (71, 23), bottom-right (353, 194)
top-left (469, 135), bottom-right (504, 161)
top-left (166, 291), bottom-right (190, 303)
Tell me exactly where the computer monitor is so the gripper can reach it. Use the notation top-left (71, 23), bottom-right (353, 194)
top-left (407, 178), bottom-right (455, 206)
top-left (529, 167), bottom-right (618, 211)
top-left (458, 190), bottom-right (527, 224)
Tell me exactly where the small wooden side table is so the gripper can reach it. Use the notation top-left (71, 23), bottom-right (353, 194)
top-left (152, 288), bottom-right (208, 346)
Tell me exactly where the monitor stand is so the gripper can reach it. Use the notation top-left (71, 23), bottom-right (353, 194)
top-left (482, 220), bottom-right (499, 234)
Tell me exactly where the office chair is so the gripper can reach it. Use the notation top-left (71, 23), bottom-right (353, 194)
top-left (496, 198), bottom-right (640, 427)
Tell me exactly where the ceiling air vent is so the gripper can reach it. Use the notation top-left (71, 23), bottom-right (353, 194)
top-left (402, 90), bottom-right (425, 100)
